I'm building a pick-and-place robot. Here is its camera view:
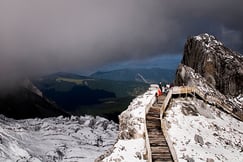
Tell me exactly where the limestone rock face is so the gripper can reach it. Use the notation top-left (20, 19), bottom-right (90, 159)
top-left (181, 33), bottom-right (243, 96)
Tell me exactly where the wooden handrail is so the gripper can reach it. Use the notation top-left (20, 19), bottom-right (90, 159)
top-left (161, 86), bottom-right (241, 121)
top-left (161, 119), bottom-right (178, 162)
top-left (144, 121), bottom-right (152, 162)
top-left (144, 94), bottom-right (156, 162)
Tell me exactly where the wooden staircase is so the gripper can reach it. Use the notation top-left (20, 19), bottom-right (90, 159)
top-left (146, 96), bottom-right (173, 162)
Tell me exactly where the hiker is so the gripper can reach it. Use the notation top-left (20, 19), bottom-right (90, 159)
top-left (155, 88), bottom-right (162, 103)
top-left (155, 92), bottom-right (158, 103)
top-left (166, 83), bottom-right (170, 89)
top-left (157, 87), bottom-right (162, 96)
top-left (159, 82), bottom-right (162, 91)
top-left (161, 85), bottom-right (165, 95)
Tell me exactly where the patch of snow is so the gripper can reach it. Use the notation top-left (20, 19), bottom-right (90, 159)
top-left (100, 85), bottom-right (157, 161)
top-left (236, 94), bottom-right (243, 102)
top-left (103, 139), bottom-right (146, 162)
top-left (166, 97), bottom-right (243, 162)
top-left (195, 36), bottom-right (202, 41)
top-left (207, 57), bottom-right (213, 62)
top-left (0, 115), bottom-right (118, 162)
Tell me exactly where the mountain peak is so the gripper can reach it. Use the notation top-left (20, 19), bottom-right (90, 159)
top-left (194, 33), bottom-right (223, 45)
top-left (181, 33), bottom-right (243, 96)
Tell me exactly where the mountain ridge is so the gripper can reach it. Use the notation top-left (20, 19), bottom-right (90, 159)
top-left (91, 68), bottom-right (175, 83)
top-left (0, 79), bottom-right (69, 120)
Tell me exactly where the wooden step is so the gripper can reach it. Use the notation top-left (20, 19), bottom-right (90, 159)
top-left (147, 125), bottom-right (162, 129)
top-left (150, 143), bottom-right (168, 147)
top-left (151, 148), bottom-right (171, 153)
top-left (146, 117), bottom-right (160, 120)
top-left (152, 154), bottom-right (172, 159)
top-left (153, 160), bottom-right (173, 162)
top-left (147, 127), bottom-right (162, 130)
top-left (149, 134), bottom-right (166, 138)
top-left (146, 122), bottom-right (160, 126)
top-left (149, 138), bottom-right (166, 142)
top-left (147, 112), bottom-right (160, 116)
top-left (146, 120), bottom-right (160, 123)
top-left (153, 158), bottom-right (173, 162)
top-left (150, 141), bottom-right (167, 144)
top-left (152, 157), bottom-right (173, 161)
top-left (147, 128), bottom-right (162, 132)
top-left (148, 132), bottom-right (163, 135)
top-left (149, 137), bottom-right (166, 140)
top-left (146, 119), bottom-right (160, 122)
top-left (147, 129), bottom-right (162, 133)
top-left (150, 107), bottom-right (161, 111)
top-left (147, 125), bottom-right (161, 129)
top-left (147, 115), bottom-right (160, 118)
top-left (149, 138), bottom-right (167, 142)
top-left (149, 106), bottom-right (160, 109)
top-left (150, 140), bottom-right (167, 144)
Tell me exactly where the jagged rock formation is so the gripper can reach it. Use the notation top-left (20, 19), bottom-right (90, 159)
top-left (181, 33), bottom-right (243, 96)
top-left (175, 33), bottom-right (243, 120)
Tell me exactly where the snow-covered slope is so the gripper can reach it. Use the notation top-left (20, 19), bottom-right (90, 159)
top-left (97, 85), bottom-right (158, 162)
top-left (0, 115), bottom-right (118, 162)
top-left (166, 97), bottom-right (243, 162)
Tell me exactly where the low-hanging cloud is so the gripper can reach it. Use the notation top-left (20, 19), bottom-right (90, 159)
top-left (0, 0), bottom-right (242, 88)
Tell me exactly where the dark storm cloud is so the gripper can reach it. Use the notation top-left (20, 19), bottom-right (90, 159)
top-left (0, 0), bottom-right (242, 87)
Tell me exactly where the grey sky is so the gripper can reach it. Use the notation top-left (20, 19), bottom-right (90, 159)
top-left (0, 0), bottom-right (242, 87)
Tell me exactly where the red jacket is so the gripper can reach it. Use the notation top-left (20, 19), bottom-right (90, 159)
top-left (157, 88), bottom-right (162, 96)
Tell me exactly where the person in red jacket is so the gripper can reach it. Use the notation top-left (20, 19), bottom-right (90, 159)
top-left (155, 88), bottom-right (162, 103)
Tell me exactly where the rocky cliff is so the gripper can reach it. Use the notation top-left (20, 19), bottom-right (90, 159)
top-left (175, 33), bottom-right (243, 120)
top-left (180, 33), bottom-right (243, 96)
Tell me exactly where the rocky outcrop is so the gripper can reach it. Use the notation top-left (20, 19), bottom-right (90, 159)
top-left (175, 33), bottom-right (243, 120)
top-left (181, 33), bottom-right (243, 96)
top-left (176, 64), bottom-right (243, 120)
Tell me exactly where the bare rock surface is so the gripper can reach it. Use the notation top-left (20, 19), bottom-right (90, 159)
top-left (181, 33), bottom-right (243, 96)
top-left (175, 33), bottom-right (243, 120)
